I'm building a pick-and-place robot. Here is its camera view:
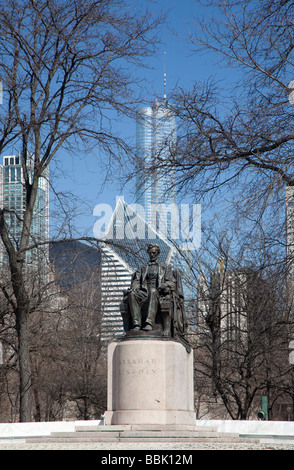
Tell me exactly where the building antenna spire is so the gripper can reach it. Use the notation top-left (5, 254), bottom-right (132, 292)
top-left (163, 51), bottom-right (167, 100)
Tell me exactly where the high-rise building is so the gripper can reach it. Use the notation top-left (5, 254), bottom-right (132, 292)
top-left (135, 96), bottom-right (196, 315)
top-left (196, 261), bottom-right (271, 349)
top-left (285, 186), bottom-right (294, 313)
top-left (135, 99), bottom-right (177, 230)
top-left (0, 152), bottom-right (49, 267)
top-left (286, 186), bottom-right (294, 273)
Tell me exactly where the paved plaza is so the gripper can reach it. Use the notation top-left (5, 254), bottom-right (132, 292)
top-left (1, 440), bottom-right (294, 450)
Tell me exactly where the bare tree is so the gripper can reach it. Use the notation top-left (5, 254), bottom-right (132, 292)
top-left (0, 0), bottom-right (162, 421)
top-left (135, 0), bottom-right (293, 242)
top-left (163, 1), bottom-right (294, 418)
top-left (29, 263), bottom-right (106, 422)
top-left (168, 0), bottom-right (294, 198)
top-left (191, 230), bottom-right (293, 420)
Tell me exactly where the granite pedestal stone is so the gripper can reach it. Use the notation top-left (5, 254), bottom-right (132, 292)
top-left (105, 338), bottom-right (195, 426)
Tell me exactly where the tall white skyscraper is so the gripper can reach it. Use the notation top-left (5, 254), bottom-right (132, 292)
top-left (135, 99), bottom-right (177, 231)
top-left (134, 96), bottom-right (195, 315)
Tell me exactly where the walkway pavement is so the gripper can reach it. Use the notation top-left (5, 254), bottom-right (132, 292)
top-left (1, 440), bottom-right (294, 450)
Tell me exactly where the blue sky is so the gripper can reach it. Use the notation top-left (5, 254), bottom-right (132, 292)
top-left (50, 0), bottom-right (228, 239)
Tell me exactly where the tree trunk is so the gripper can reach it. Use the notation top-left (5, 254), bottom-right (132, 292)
top-left (16, 305), bottom-right (32, 422)
top-left (0, 210), bottom-right (33, 421)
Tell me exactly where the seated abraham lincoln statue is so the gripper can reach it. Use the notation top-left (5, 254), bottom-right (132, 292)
top-left (120, 243), bottom-right (191, 352)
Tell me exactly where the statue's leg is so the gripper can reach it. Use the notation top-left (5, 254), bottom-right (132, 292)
top-left (143, 288), bottom-right (159, 331)
top-left (128, 291), bottom-right (143, 329)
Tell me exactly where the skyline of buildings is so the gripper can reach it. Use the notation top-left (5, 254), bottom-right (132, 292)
top-left (0, 122), bottom-right (292, 347)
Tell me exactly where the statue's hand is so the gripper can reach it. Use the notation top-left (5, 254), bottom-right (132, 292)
top-left (132, 287), bottom-right (141, 293)
top-left (158, 283), bottom-right (169, 294)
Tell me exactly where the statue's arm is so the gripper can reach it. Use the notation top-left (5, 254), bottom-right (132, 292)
top-left (130, 267), bottom-right (142, 291)
top-left (159, 265), bottom-right (176, 294)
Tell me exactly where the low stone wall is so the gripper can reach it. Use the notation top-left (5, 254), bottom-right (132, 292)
top-left (0, 420), bottom-right (102, 439)
top-left (197, 419), bottom-right (294, 435)
top-left (197, 419), bottom-right (294, 443)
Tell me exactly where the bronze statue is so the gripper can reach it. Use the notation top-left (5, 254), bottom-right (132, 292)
top-left (120, 243), bottom-right (191, 352)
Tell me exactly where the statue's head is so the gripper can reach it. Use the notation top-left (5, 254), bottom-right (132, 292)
top-left (147, 244), bottom-right (160, 262)
top-left (147, 243), bottom-right (160, 254)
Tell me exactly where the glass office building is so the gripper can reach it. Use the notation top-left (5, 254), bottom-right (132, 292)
top-left (0, 152), bottom-right (49, 267)
top-left (135, 99), bottom-right (177, 232)
top-left (135, 99), bottom-right (195, 316)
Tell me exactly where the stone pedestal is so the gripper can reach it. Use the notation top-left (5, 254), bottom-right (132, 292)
top-left (104, 339), bottom-right (195, 426)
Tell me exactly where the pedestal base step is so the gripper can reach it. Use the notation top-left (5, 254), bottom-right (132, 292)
top-left (25, 425), bottom-right (259, 444)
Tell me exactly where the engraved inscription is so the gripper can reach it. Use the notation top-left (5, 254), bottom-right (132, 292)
top-left (118, 357), bottom-right (157, 376)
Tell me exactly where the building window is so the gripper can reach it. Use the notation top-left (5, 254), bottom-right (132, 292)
top-left (4, 167), bottom-right (9, 182)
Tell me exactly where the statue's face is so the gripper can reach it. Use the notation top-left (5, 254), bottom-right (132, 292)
top-left (148, 247), bottom-right (159, 261)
